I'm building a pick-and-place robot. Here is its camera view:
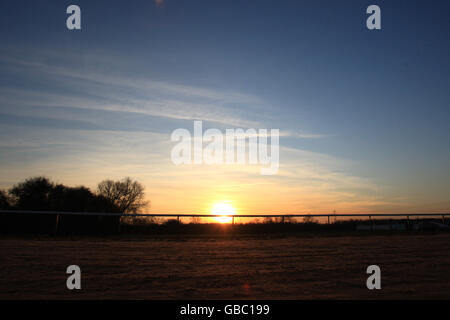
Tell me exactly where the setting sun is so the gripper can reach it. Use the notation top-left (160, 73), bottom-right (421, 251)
top-left (211, 202), bottom-right (236, 223)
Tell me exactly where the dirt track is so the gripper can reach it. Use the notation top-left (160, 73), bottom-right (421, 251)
top-left (1, 233), bottom-right (450, 299)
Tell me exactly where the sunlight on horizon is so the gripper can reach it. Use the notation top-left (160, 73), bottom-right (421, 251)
top-left (211, 202), bottom-right (236, 223)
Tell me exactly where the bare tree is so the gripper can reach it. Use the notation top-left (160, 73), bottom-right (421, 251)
top-left (97, 177), bottom-right (148, 213)
top-left (284, 216), bottom-right (296, 224)
top-left (190, 216), bottom-right (201, 224)
top-left (303, 215), bottom-right (318, 224)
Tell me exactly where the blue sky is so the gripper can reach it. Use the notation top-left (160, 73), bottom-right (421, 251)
top-left (0, 0), bottom-right (449, 214)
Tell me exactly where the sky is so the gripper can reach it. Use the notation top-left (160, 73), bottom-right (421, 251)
top-left (0, 0), bottom-right (449, 215)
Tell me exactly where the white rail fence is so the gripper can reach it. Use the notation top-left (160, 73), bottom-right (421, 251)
top-left (1, 209), bottom-right (449, 225)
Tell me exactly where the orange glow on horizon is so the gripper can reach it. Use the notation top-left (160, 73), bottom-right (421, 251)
top-left (211, 202), bottom-right (236, 223)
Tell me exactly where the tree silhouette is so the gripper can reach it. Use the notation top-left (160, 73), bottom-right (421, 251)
top-left (0, 190), bottom-right (11, 209)
top-left (3, 177), bottom-right (125, 234)
top-left (97, 177), bottom-right (148, 213)
top-left (9, 177), bottom-right (54, 211)
top-left (8, 177), bottom-right (121, 213)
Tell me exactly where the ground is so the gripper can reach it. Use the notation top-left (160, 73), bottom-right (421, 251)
top-left (1, 233), bottom-right (449, 299)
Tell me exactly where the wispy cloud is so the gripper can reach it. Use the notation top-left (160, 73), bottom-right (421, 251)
top-left (282, 130), bottom-right (330, 139)
top-left (0, 52), bottom-right (266, 128)
top-left (0, 50), bottom-right (327, 141)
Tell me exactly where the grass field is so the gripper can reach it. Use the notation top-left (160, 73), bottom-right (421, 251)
top-left (1, 233), bottom-right (450, 299)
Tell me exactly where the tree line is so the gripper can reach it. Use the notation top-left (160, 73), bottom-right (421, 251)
top-left (0, 176), bottom-right (147, 213)
top-left (0, 176), bottom-right (148, 234)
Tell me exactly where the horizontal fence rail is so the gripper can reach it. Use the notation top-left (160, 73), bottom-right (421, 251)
top-left (1, 210), bottom-right (449, 234)
top-left (1, 210), bottom-right (449, 219)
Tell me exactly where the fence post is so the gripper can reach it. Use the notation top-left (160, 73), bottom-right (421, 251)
top-left (54, 213), bottom-right (59, 235)
top-left (232, 216), bottom-right (234, 225)
top-left (327, 215), bottom-right (330, 224)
